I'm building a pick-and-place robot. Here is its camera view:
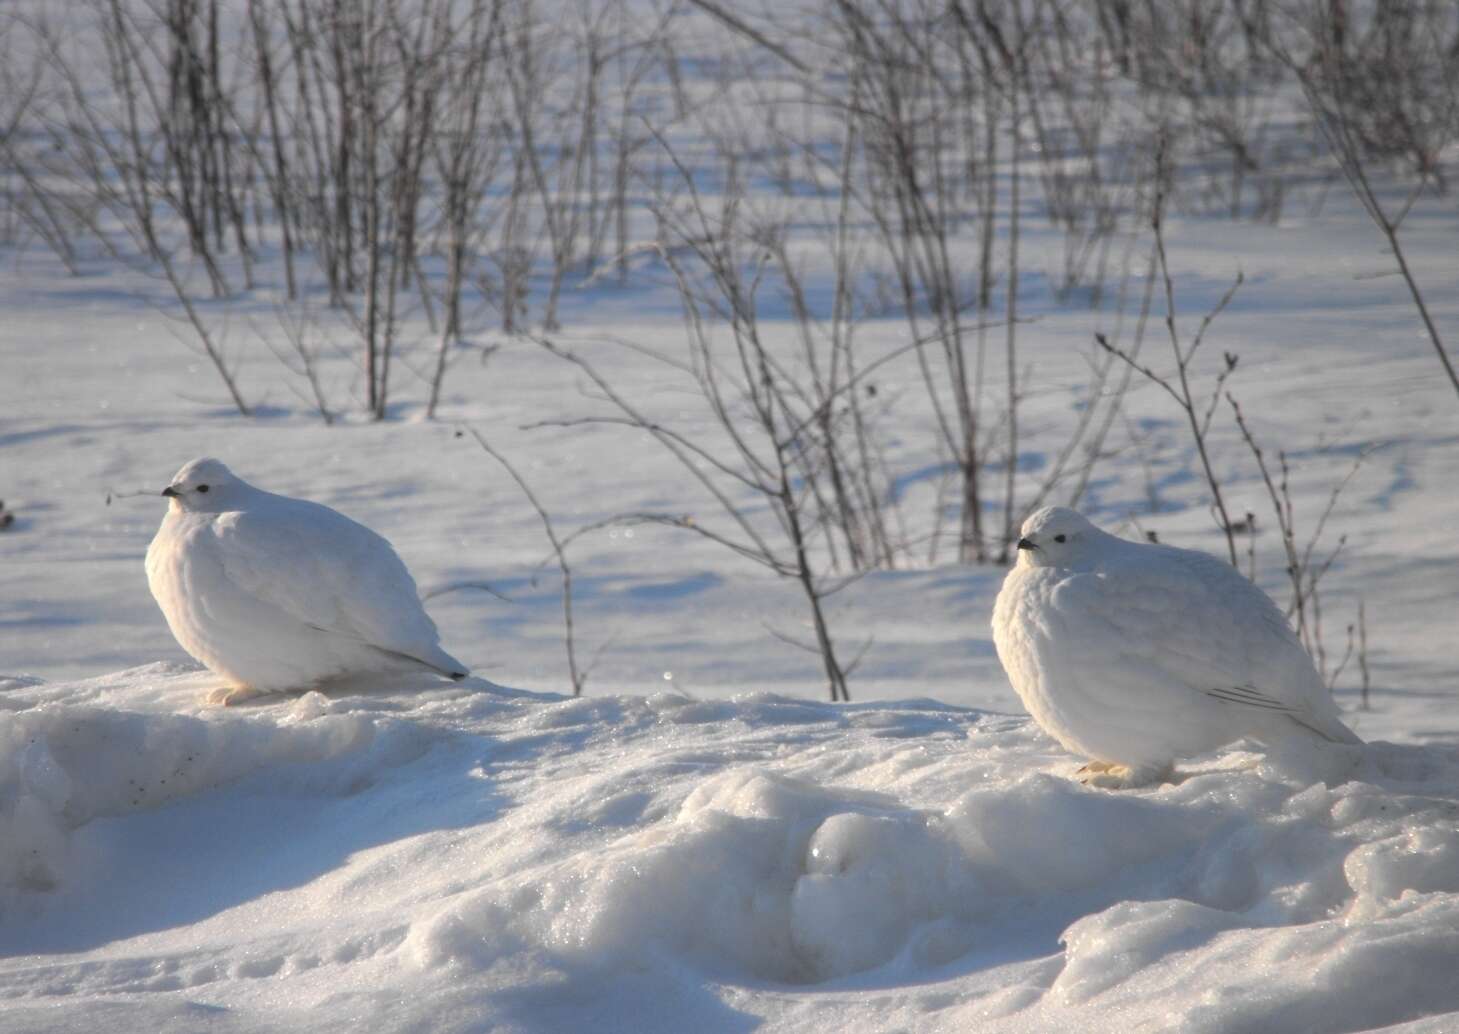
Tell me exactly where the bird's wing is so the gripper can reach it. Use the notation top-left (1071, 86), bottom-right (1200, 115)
top-left (1045, 546), bottom-right (1341, 726)
top-left (209, 499), bottom-right (449, 665)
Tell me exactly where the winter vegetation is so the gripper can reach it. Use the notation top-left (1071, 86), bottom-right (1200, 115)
top-left (2, 0), bottom-right (1458, 1030)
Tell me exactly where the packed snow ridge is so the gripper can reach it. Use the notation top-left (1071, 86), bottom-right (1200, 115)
top-left (2, 667), bottom-right (1458, 1031)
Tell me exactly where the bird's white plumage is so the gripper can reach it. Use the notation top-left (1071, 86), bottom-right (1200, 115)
top-left (992, 507), bottom-right (1359, 786)
top-left (146, 458), bottom-right (467, 703)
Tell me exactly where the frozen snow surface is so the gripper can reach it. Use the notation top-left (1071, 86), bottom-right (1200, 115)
top-left (2, 669), bottom-right (1458, 1033)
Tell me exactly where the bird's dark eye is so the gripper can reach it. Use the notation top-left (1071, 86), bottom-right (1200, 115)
top-left (1054, 534), bottom-right (1066, 543)
top-left (196, 484), bottom-right (210, 493)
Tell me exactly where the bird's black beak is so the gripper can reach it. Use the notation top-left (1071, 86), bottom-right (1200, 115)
top-left (162, 486), bottom-right (180, 498)
top-left (1017, 537), bottom-right (1039, 551)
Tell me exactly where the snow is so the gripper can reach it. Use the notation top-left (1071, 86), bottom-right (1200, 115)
top-left (2, 670), bottom-right (1458, 1032)
top-left (7, 229), bottom-right (1459, 1034)
top-left (4, 6), bottom-right (1459, 1030)
top-left (6, 229), bottom-right (1459, 1034)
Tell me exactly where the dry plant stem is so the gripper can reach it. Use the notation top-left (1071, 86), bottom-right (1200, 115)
top-left (0, 54), bottom-right (76, 268)
top-left (1097, 181), bottom-right (1243, 565)
top-left (9, 0), bottom-right (1453, 432)
top-left (1294, 73), bottom-right (1459, 402)
top-left (999, 85), bottom-right (1022, 564)
top-left (646, 116), bottom-right (895, 576)
top-left (682, 0), bottom-right (811, 76)
top-left (156, 249), bottom-right (251, 415)
top-left (529, 328), bottom-right (852, 702)
top-left (247, 0), bottom-right (295, 300)
top-left (1153, 208), bottom-right (1241, 565)
top-left (29, 3), bottom-right (249, 413)
top-left (421, 580), bottom-right (513, 603)
top-left (528, 341), bottom-right (779, 566)
top-left (782, 459), bottom-right (852, 702)
top-left (765, 105), bottom-right (902, 569)
top-left (1245, 511), bottom-right (1257, 583)
top-left (674, 250), bottom-right (851, 697)
top-left (1066, 238), bottom-right (1160, 511)
top-left (831, 2), bottom-right (990, 563)
top-left (425, 0), bottom-right (505, 419)
top-left (1358, 600), bottom-right (1370, 710)
top-left (1340, 178), bottom-right (1458, 397)
top-left (1310, 562), bottom-right (1327, 677)
top-left (1019, 234), bottom-right (1149, 522)
top-left (256, 304), bottom-right (333, 424)
top-left (1380, 217), bottom-right (1457, 399)
top-left (831, 114), bottom-right (901, 570)
top-left (1328, 622), bottom-right (1356, 691)
top-left (459, 426), bottom-right (584, 696)
top-left (1227, 393), bottom-right (1308, 640)
top-left (1227, 391), bottom-right (1365, 681)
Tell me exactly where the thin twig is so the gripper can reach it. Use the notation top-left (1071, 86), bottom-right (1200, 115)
top-left (457, 426), bottom-right (585, 696)
top-left (421, 580), bottom-right (514, 603)
top-left (1358, 600), bottom-right (1371, 710)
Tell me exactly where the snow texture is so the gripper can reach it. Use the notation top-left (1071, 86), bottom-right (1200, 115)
top-left (3, 14), bottom-right (1459, 1029)
top-left (146, 459), bottom-right (467, 702)
top-left (1, 671), bottom-right (1458, 1033)
top-left (993, 507), bottom-right (1361, 786)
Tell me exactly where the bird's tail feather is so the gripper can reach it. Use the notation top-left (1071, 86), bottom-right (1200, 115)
top-left (376, 644), bottom-right (469, 681)
top-left (1290, 711), bottom-right (1363, 746)
top-left (1209, 684), bottom-right (1363, 747)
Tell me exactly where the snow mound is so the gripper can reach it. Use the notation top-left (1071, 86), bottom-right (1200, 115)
top-left (410, 738), bottom-right (1459, 1005)
top-left (3, 670), bottom-right (1458, 1032)
top-left (1, 677), bottom-right (432, 905)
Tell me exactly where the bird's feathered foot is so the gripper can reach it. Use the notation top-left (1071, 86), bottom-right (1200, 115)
top-left (1077, 760), bottom-right (1173, 789)
top-left (207, 684), bottom-right (270, 707)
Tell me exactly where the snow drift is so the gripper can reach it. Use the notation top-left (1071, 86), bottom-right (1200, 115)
top-left (3, 668), bottom-right (1458, 1032)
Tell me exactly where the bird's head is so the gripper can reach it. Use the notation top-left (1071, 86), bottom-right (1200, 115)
top-left (1015, 506), bottom-right (1101, 569)
top-left (162, 457), bottom-right (243, 513)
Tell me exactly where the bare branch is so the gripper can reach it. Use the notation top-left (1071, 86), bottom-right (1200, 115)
top-left (458, 425), bottom-right (585, 696)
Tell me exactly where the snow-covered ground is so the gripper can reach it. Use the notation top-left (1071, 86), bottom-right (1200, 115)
top-left (2, 668), bottom-right (1458, 1033)
top-left (6, 202), bottom-right (1459, 1030)
top-left (5, 8), bottom-right (1459, 1028)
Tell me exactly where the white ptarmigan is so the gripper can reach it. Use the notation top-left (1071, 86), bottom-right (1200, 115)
top-left (146, 458), bottom-right (468, 704)
top-left (992, 506), bottom-right (1360, 788)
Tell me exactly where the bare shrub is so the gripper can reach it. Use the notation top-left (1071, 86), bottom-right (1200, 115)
top-left (1097, 156), bottom-right (1244, 564)
top-left (1277, 0), bottom-right (1459, 401)
top-left (1227, 394), bottom-right (1368, 685)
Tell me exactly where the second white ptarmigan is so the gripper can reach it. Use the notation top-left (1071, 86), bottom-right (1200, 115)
top-left (992, 506), bottom-right (1360, 788)
top-left (147, 458), bottom-right (468, 704)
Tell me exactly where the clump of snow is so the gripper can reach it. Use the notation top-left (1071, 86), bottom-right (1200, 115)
top-left (404, 729), bottom-right (1459, 1013)
top-left (0, 669), bottom-right (433, 913)
top-left (409, 767), bottom-right (966, 983)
